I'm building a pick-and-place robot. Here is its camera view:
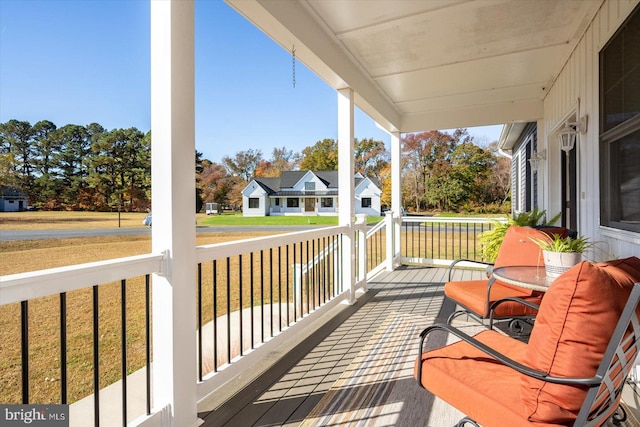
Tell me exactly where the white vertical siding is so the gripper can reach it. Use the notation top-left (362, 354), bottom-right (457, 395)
top-left (542, 0), bottom-right (640, 259)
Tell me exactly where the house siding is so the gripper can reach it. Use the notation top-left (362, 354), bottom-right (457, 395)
top-left (0, 199), bottom-right (24, 212)
top-left (355, 179), bottom-right (382, 216)
top-left (242, 185), bottom-right (269, 217)
top-left (511, 123), bottom-right (537, 215)
top-left (542, 0), bottom-right (640, 259)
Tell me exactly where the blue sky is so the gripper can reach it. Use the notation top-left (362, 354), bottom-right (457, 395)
top-left (0, 0), bottom-right (503, 163)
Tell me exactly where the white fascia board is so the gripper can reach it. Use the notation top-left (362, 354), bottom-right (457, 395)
top-left (401, 99), bottom-right (543, 134)
top-left (498, 122), bottom-right (528, 150)
top-left (226, 0), bottom-right (401, 133)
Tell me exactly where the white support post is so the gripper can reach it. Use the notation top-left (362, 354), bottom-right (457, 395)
top-left (355, 213), bottom-right (368, 291)
top-left (390, 131), bottom-right (402, 269)
top-left (338, 88), bottom-right (356, 304)
top-left (384, 210), bottom-right (395, 271)
top-left (150, 1), bottom-right (201, 426)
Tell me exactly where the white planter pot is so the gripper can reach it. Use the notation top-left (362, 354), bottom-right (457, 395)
top-left (542, 250), bottom-right (583, 279)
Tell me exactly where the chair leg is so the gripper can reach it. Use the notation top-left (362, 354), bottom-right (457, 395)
top-left (455, 416), bottom-right (480, 427)
top-left (508, 319), bottom-right (525, 335)
top-left (611, 405), bottom-right (627, 425)
top-left (448, 309), bottom-right (483, 325)
top-left (447, 309), bottom-right (467, 324)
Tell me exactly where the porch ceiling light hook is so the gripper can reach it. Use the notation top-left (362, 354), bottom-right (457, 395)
top-left (558, 115), bottom-right (588, 152)
top-left (529, 149), bottom-right (546, 172)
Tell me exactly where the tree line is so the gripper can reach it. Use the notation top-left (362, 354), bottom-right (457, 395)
top-left (1, 119), bottom-right (510, 213)
top-left (0, 119), bottom-right (150, 211)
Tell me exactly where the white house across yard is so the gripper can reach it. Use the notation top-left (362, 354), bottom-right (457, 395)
top-left (242, 171), bottom-right (382, 217)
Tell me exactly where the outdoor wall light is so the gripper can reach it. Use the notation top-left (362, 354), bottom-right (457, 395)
top-left (558, 115), bottom-right (588, 152)
top-left (528, 149), bottom-right (546, 172)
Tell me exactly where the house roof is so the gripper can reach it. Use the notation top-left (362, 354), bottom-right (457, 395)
top-left (278, 171), bottom-right (309, 188)
top-left (253, 178), bottom-right (281, 194)
top-left (0, 185), bottom-right (27, 199)
top-left (249, 171), bottom-right (375, 195)
top-left (227, 0), bottom-right (603, 133)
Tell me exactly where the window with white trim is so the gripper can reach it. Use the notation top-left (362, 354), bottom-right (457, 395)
top-left (600, 4), bottom-right (640, 233)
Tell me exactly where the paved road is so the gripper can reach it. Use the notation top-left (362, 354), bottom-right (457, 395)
top-left (0, 225), bottom-right (325, 242)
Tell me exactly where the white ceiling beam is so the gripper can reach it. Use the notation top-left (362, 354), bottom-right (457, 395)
top-left (401, 99), bottom-right (543, 134)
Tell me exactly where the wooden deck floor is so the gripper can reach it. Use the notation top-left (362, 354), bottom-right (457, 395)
top-left (199, 265), bottom-right (485, 427)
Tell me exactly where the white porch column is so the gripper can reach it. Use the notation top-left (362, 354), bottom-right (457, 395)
top-left (151, 1), bottom-right (200, 426)
top-left (338, 88), bottom-right (356, 304)
top-left (355, 213), bottom-right (368, 291)
top-left (390, 131), bottom-right (402, 269)
top-left (384, 211), bottom-right (395, 271)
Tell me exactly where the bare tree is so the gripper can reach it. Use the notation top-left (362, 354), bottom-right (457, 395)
top-left (222, 148), bottom-right (263, 181)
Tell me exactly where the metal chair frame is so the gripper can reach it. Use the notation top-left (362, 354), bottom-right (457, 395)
top-left (417, 282), bottom-right (640, 426)
top-left (446, 227), bottom-right (572, 331)
top-left (446, 275), bottom-right (541, 332)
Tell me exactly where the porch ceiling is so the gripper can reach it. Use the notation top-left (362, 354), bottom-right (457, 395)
top-left (226, 0), bottom-right (603, 133)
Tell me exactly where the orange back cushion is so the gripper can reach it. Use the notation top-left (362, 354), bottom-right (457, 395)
top-left (520, 257), bottom-right (640, 423)
top-left (493, 225), bottom-right (569, 269)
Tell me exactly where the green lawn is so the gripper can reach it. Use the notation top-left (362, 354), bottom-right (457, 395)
top-left (199, 213), bottom-right (383, 226)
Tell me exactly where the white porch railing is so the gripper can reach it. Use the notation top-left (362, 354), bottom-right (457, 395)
top-left (400, 216), bottom-right (499, 267)
top-left (0, 216), bottom-right (496, 426)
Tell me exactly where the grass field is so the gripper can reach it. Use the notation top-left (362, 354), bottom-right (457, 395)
top-left (0, 211), bottom-right (286, 404)
top-left (0, 211), bottom-right (383, 232)
top-left (0, 211), bottom-right (152, 230)
top-left (0, 210), bottom-right (479, 404)
top-left (1, 211), bottom-right (391, 404)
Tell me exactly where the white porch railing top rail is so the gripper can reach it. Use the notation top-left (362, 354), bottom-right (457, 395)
top-left (401, 216), bottom-right (507, 224)
top-left (366, 217), bottom-right (386, 238)
top-left (0, 252), bottom-right (166, 306)
top-left (195, 225), bottom-right (348, 263)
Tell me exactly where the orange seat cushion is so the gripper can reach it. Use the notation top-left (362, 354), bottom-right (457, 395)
top-left (416, 330), bottom-right (562, 427)
top-left (444, 279), bottom-right (542, 318)
top-left (521, 257), bottom-right (640, 424)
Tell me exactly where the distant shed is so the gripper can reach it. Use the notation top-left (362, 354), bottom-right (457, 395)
top-left (0, 185), bottom-right (27, 212)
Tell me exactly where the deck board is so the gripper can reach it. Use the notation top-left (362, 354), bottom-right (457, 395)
top-left (200, 265), bottom-right (484, 426)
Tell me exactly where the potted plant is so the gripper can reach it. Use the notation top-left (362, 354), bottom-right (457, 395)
top-left (480, 208), bottom-right (561, 262)
top-left (532, 234), bottom-right (593, 278)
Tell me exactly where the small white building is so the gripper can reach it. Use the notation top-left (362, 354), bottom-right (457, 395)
top-left (0, 185), bottom-right (27, 212)
top-left (242, 171), bottom-right (382, 217)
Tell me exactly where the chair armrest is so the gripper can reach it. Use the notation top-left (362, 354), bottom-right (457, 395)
top-left (448, 259), bottom-right (494, 281)
top-left (416, 323), bottom-right (602, 388)
top-left (488, 297), bottom-right (540, 329)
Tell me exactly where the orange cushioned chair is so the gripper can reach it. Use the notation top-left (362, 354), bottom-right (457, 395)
top-left (415, 256), bottom-right (640, 427)
top-left (445, 225), bottom-right (568, 328)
